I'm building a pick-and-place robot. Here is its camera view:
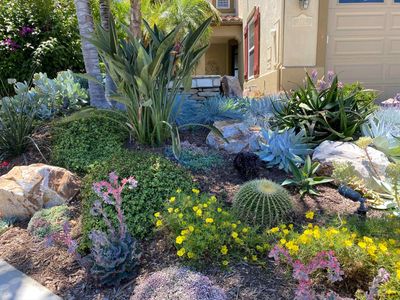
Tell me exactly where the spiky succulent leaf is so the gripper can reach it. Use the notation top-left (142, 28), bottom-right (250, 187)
top-left (257, 128), bottom-right (313, 172)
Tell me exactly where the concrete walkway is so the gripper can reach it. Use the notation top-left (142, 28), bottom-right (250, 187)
top-left (0, 260), bottom-right (61, 300)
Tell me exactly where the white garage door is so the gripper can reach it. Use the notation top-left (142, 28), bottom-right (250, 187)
top-left (326, 0), bottom-right (400, 100)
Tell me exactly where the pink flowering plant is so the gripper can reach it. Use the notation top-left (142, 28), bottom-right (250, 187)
top-left (48, 172), bottom-right (142, 287)
top-left (269, 245), bottom-right (343, 300)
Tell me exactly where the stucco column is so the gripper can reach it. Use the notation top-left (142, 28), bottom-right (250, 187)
top-left (195, 54), bottom-right (206, 75)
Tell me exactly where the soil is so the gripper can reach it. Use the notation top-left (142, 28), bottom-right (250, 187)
top-left (0, 127), bottom-right (388, 299)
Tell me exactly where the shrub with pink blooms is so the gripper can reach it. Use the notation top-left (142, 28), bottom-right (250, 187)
top-left (131, 267), bottom-right (227, 300)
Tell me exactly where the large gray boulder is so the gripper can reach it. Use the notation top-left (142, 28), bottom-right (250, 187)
top-left (206, 120), bottom-right (261, 154)
top-left (0, 164), bottom-right (80, 220)
top-left (312, 141), bottom-right (390, 190)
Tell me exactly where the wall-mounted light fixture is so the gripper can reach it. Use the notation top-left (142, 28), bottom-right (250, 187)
top-left (299, 0), bottom-right (310, 10)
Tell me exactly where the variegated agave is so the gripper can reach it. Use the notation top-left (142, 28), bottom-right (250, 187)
top-left (257, 128), bottom-right (313, 172)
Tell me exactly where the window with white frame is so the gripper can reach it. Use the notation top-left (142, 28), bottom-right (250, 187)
top-left (248, 18), bottom-right (255, 78)
top-left (216, 0), bottom-right (230, 9)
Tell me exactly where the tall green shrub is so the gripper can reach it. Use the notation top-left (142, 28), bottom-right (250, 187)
top-left (0, 0), bottom-right (83, 91)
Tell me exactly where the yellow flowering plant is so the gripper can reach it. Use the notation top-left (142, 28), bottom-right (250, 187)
top-left (155, 190), bottom-right (274, 267)
top-left (268, 212), bottom-right (400, 298)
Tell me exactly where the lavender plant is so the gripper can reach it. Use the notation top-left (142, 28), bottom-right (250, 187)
top-left (48, 172), bottom-right (142, 287)
top-left (131, 267), bottom-right (227, 300)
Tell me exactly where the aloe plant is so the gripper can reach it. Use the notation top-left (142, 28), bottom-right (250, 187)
top-left (85, 16), bottom-right (215, 158)
top-left (282, 156), bottom-right (333, 197)
top-left (274, 72), bottom-right (376, 143)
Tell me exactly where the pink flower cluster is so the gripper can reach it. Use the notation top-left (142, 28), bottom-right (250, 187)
top-left (269, 245), bottom-right (343, 300)
top-left (92, 172), bottom-right (138, 238)
top-left (0, 38), bottom-right (19, 51)
top-left (310, 69), bottom-right (343, 92)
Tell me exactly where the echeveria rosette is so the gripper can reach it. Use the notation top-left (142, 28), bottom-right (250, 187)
top-left (257, 128), bottom-right (313, 173)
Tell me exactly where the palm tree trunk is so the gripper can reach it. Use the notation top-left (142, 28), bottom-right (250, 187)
top-left (74, 0), bottom-right (108, 108)
top-left (99, 0), bottom-right (116, 106)
top-left (129, 0), bottom-right (142, 38)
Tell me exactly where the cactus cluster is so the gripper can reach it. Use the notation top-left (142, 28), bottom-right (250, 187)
top-left (233, 179), bottom-right (293, 228)
top-left (27, 205), bottom-right (70, 239)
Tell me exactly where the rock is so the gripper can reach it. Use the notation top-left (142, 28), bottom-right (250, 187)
top-left (382, 96), bottom-right (400, 108)
top-left (206, 120), bottom-right (261, 154)
top-left (221, 76), bottom-right (243, 98)
top-left (0, 164), bottom-right (80, 220)
top-left (312, 141), bottom-right (390, 190)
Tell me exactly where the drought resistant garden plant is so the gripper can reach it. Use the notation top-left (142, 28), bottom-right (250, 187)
top-left (87, 16), bottom-right (215, 156)
top-left (131, 267), bottom-right (227, 300)
top-left (48, 173), bottom-right (142, 287)
top-left (155, 190), bottom-right (274, 267)
top-left (28, 205), bottom-right (70, 239)
top-left (233, 179), bottom-right (293, 228)
top-left (80, 149), bottom-right (194, 251)
top-left (257, 128), bottom-right (313, 172)
top-left (0, 87), bottom-right (37, 159)
top-left (274, 71), bottom-right (376, 143)
top-left (282, 156), bottom-right (333, 197)
top-left (51, 110), bottom-right (128, 174)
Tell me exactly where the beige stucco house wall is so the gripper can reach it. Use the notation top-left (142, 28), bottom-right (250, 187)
top-left (201, 0), bottom-right (400, 100)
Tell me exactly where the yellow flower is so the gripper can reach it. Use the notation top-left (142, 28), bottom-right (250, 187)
top-left (363, 236), bottom-right (373, 244)
top-left (286, 241), bottom-right (299, 253)
top-left (181, 229), bottom-right (189, 236)
top-left (358, 241), bottom-right (367, 249)
top-left (378, 243), bottom-right (388, 253)
top-left (176, 189), bottom-right (181, 193)
top-left (188, 225), bottom-right (194, 232)
top-left (251, 255), bottom-right (258, 261)
top-left (168, 208), bottom-right (173, 213)
top-left (203, 203), bottom-right (208, 208)
top-left (397, 269), bottom-right (400, 280)
top-left (217, 207), bottom-right (222, 213)
top-left (289, 224), bottom-right (294, 229)
top-left (192, 188), bottom-right (200, 195)
top-left (389, 239), bottom-right (396, 245)
top-left (299, 234), bottom-right (310, 244)
top-left (231, 223), bottom-right (237, 229)
top-left (220, 245), bottom-right (228, 255)
top-left (174, 208), bottom-right (180, 213)
top-left (177, 248), bottom-right (186, 257)
top-left (386, 289), bottom-right (398, 295)
top-left (269, 227), bottom-right (280, 233)
top-left (178, 213), bottom-right (183, 219)
top-left (154, 212), bottom-right (160, 218)
top-left (176, 235), bottom-right (185, 244)
top-left (256, 245), bottom-right (263, 252)
top-left (231, 231), bottom-right (239, 239)
top-left (222, 260), bottom-right (229, 266)
top-left (169, 197), bottom-right (176, 203)
top-left (156, 220), bottom-right (163, 227)
top-left (243, 256), bottom-right (248, 261)
top-left (206, 218), bottom-right (214, 224)
top-left (193, 206), bottom-right (198, 212)
top-left (280, 238), bottom-right (287, 245)
top-left (313, 228), bottom-right (321, 239)
top-left (283, 229), bottom-right (289, 235)
top-left (355, 137), bottom-right (373, 149)
top-left (234, 238), bottom-right (244, 245)
top-left (196, 209), bottom-right (202, 217)
top-left (305, 211), bottom-right (314, 220)
top-left (344, 240), bottom-right (353, 247)
top-left (242, 227), bottom-right (249, 233)
top-left (187, 252), bottom-right (194, 259)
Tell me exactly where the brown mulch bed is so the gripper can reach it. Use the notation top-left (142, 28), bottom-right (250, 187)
top-left (0, 127), bottom-right (386, 299)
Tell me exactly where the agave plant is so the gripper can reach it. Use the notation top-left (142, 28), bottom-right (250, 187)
top-left (176, 96), bottom-right (243, 126)
top-left (273, 72), bottom-right (376, 143)
top-left (282, 156), bottom-right (333, 197)
top-left (257, 128), bottom-right (313, 173)
top-left (85, 16), bottom-right (220, 158)
top-left (244, 94), bottom-right (285, 128)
